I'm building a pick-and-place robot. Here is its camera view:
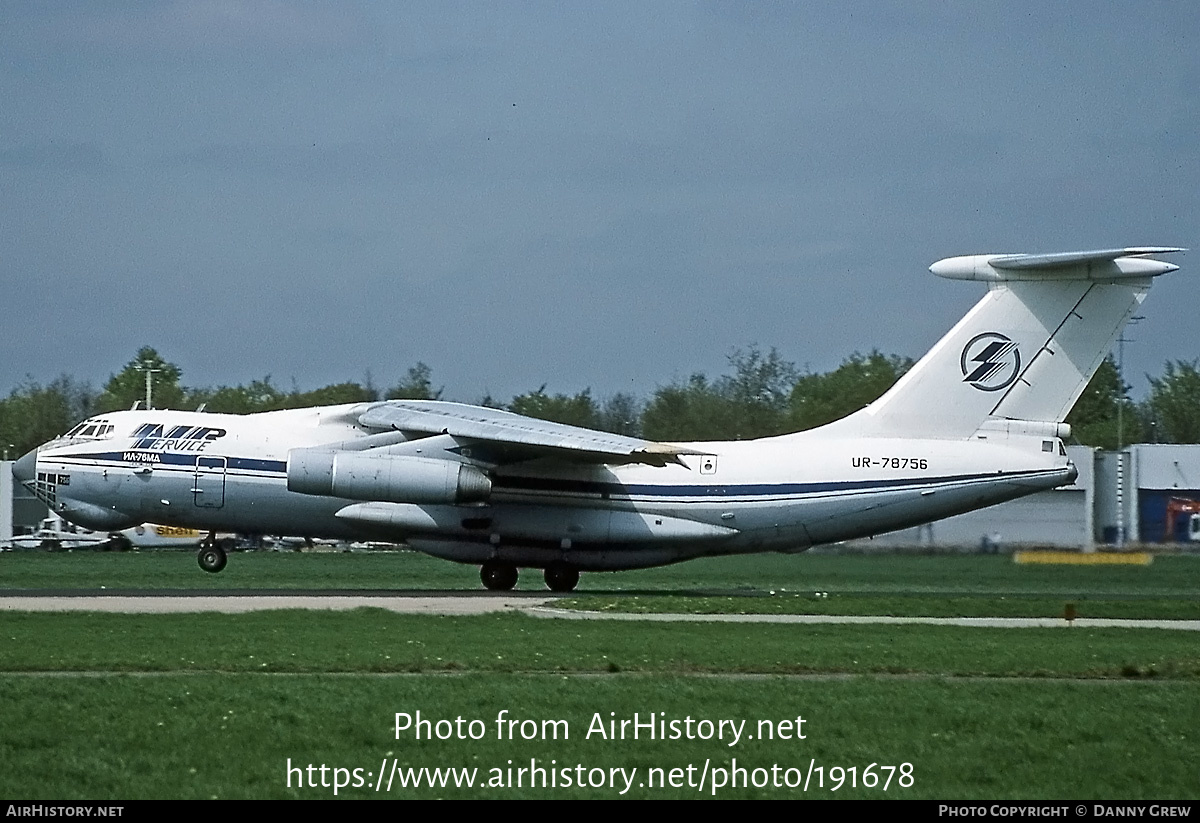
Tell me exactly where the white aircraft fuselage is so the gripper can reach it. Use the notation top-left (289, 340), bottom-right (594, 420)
top-left (19, 405), bottom-right (1074, 571)
top-left (12, 246), bottom-right (1184, 590)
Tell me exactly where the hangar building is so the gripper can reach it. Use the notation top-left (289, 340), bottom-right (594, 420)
top-left (821, 445), bottom-right (1200, 551)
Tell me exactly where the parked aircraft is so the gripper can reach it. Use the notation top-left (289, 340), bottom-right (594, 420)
top-left (11, 247), bottom-right (1184, 591)
top-left (7, 513), bottom-right (203, 551)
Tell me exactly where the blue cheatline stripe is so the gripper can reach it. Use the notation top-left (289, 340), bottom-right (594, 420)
top-left (493, 468), bottom-right (1068, 499)
top-left (62, 451), bottom-right (288, 474)
top-left (55, 451), bottom-right (1068, 500)
top-left (230, 457), bottom-right (286, 473)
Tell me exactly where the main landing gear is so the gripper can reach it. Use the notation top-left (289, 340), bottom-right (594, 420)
top-left (478, 559), bottom-right (581, 592)
top-left (480, 559), bottom-right (518, 591)
top-left (543, 561), bottom-right (580, 593)
top-left (197, 533), bottom-right (228, 574)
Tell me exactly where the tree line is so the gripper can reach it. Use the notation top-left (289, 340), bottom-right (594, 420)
top-left (2, 344), bottom-right (1199, 459)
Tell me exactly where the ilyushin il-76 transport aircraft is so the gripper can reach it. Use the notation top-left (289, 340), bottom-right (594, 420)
top-left (13, 247), bottom-right (1185, 591)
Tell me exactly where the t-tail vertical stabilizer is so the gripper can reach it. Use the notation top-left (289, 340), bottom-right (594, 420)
top-left (837, 247), bottom-right (1185, 439)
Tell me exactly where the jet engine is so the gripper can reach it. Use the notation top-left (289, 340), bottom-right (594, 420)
top-left (287, 449), bottom-right (491, 505)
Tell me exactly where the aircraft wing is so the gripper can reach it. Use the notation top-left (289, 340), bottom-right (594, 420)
top-left (357, 401), bottom-right (699, 466)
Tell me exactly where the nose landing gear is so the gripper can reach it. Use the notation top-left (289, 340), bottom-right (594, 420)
top-left (197, 533), bottom-right (228, 573)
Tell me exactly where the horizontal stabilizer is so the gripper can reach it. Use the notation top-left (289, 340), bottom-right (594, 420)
top-left (931, 247), bottom-right (1184, 281)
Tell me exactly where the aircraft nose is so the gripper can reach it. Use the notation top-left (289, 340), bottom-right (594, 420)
top-left (12, 447), bottom-right (38, 485)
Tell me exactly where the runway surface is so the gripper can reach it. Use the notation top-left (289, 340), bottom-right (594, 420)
top-left (1, 591), bottom-right (1198, 629)
top-left (0, 590), bottom-right (554, 615)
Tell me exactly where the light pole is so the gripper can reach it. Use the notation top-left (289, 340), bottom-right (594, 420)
top-left (137, 362), bottom-right (161, 410)
top-left (1114, 316), bottom-right (1144, 546)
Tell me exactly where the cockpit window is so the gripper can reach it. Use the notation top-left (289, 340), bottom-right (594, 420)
top-left (61, 420), bottom-right (116, 440)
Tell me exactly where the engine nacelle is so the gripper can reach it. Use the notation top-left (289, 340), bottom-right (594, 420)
top-left (287, 449), bottom-right (491, 505)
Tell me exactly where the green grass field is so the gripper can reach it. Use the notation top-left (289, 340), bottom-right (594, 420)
top-left (1, 550), bottom-right (1197, 799)
top-left (2, 669), bottom-right (1196, 800)
top-left (4, 549), bottom-right (1198, 619)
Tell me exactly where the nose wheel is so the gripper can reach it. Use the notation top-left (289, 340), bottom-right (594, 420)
top-left (480, 559), bottom-right (518, 591)
top-left (197, 539), bottom-right (228, 573)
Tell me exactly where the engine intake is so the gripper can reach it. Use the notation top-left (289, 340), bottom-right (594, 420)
top-left (287, 449), bottom-right (491, 505)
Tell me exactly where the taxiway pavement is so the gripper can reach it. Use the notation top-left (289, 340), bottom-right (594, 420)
top-left (1, 591), bottom-right (1197, 629)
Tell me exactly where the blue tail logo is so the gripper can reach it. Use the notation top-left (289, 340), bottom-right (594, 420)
top-left (961, 332), bottom-right (1021, 392)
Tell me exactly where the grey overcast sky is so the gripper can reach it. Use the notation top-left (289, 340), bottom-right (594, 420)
top-left (1, 2), bottom-right (1196, 404)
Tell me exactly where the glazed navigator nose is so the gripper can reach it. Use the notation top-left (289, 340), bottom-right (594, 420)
top-left (12, 446), bottom-right (37, 485)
